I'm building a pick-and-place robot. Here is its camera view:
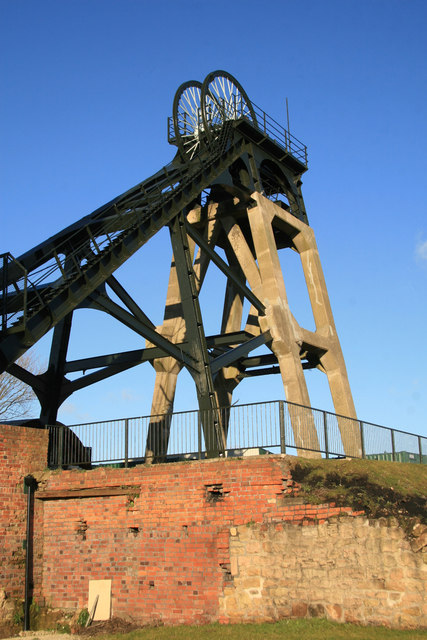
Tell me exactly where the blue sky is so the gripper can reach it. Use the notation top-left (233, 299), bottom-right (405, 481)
top-left (1, 0), bottom-right (426, 437)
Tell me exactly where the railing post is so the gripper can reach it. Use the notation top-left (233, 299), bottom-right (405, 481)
top-left (22, 267), bottom-right (28, 329)
top-left (279, 401), bottom-right (286, 453)
top-left (391, 429), bottom-right (396, 461)
top-left (58, 426), bottom-right (65, 469)
top-left (323, 411), bottom-right (329, 459)
top-left (418, 435), bottom-right (423, 464)
top-left (360, 422), bottom-right (365, 459)
top-left (124, 419), bottom-right (129, 468)
top-left (198, 410), bottom-right (202, 460)
top-left (1, 254), bottom-right (7, 333)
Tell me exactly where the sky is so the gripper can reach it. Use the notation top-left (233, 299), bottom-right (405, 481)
top-left (1, 0), bottom-right (426, 439)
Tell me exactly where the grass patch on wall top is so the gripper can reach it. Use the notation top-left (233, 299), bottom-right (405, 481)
top-left (287, 457), bottom-right (427, 527)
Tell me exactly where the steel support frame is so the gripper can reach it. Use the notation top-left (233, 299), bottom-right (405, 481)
top-left (0, 112), bottom-right (359, 463)
top-left (167, 213), bottom-right (224, 457)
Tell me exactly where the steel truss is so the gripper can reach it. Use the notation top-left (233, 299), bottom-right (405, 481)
top-left (0, 71), bottom-right (360, 459)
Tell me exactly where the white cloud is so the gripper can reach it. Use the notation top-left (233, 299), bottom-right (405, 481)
top-left (59, 401), bottom-right (92, 423)
top-left (415, 238), bottom-right (427, 262)
top-left (121, 388), bottom-right (139, 402)
top-left (104, 388), bottom-right (142, 404)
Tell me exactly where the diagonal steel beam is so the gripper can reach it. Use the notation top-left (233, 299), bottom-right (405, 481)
top-left (0, 138), bottom-right (249, 374)
top-left (6, 362), bottom-right (45, 394)
top-left (210, 331), bottom-right (270, 375)
top-left (87, 290), bottom-right (197, 371)
top-left (184, 219), bottom-right (265, 315)
top-left (65, 362), bottom-right (138, 395)
top-left (106, 275), bottom-right (157, 330)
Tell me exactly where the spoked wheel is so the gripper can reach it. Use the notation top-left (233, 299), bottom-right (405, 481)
top-left (201, 70), bottom-right (257, 143)
top-left (173, 80), bottom-right (203, 160)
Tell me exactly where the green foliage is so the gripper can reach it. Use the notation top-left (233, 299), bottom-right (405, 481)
top-left (56, 623), bottom-right (71, 633)
top-left (30, 601), bottom-right (40, 616)
top-left (79, 619), bottom-right (427, 639)
top-left (289, 458), bottom-right (427, 530)
top-left (77, 608), bottom-right (89, 627)
top-left (12, 610), bottom-right (23, 625)
top-left (11, 600), bottom-right (24, 625)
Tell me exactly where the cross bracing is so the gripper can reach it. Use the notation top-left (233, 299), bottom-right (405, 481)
top-left (0, 71), bottom-right (360, 460)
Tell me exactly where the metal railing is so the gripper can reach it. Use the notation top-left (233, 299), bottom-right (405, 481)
top-left (1, 253), bottom-right (28, 332)
top-left (48, 399), bottom-right (427, 468)
top-left (250, 101), bottom-right (308, 166)
top-left (168, 101), bottom-right (308, 168)
top-left (0, 125), bottom-right (235, 334)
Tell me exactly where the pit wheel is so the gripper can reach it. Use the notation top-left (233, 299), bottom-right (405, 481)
top-left (201, 70), bottom-right (257, 143)
top-left (172, 80), bottom-right (203, 160)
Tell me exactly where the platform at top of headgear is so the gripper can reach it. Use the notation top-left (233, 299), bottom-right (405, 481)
top-left (0, 70), bottom-right (309, 376)
top-left (168, 70), bottom-right (308, 172)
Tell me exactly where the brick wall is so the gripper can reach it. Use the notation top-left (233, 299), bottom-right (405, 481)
top-left (1, 426), bottom-right (426, 629)
top-left (34, 456), bottom-right (364, 626)
top-left (0, 424), bottom-right (49, 599)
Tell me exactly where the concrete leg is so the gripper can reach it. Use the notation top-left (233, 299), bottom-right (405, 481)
top-left (294, 228), bottom-right (361, 457)
top-left (247, 197), bottom-right (321, 457)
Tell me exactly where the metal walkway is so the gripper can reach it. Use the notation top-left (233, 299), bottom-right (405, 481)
top-left (1, 71), bottom-right (360, 462)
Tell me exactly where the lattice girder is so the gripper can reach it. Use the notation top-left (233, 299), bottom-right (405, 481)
top-left (0, 71), bottom-right (359, 460)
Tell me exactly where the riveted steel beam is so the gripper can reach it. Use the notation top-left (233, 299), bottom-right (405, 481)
top-left (169, 213), bottom-right (224, 457)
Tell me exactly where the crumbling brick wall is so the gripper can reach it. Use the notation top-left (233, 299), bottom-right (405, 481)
top-left (1, 425), bottom-right (425, 629)
top-left (0, 424), bottom-right (48, 600)
top-left (33, 456), bottom-right (364, 625)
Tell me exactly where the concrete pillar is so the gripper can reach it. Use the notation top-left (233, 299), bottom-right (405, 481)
top-left (294, 227), bottom-right (361, 457)
top-left (247, 195), bottom-right (321, 457)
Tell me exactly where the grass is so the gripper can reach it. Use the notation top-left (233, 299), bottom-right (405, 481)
top-left (85, 619), bottom-right (427, 640)
top-left (287, 457), bottom-right (427, 529)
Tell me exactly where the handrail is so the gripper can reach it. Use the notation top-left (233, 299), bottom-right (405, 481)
top-left (1, 253), bottom-right (28, 332)
top-left (250, 101), bottom-right (307, 166)
top-left (168, 101), bottom-right (308, 168)
top-left (47, 399), bottom-right (427, 468)
top-left (0, 132), bottom-right (235, 334)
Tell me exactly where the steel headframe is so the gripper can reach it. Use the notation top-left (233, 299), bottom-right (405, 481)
top-left (0, 70), bottom-right (359, 460)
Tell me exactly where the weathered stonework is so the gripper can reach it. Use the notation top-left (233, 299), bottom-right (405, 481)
top-left (0, 424), bottom-right (425, 630)
top-left (220, 517), bottom-right (427, 628)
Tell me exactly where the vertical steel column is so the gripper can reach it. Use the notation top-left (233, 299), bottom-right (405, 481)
top-left (58, 426), bottom-right (65, 468)
top-left (198, 412), bottom-right (202, 459)
top-left (169, 213), bottom-right (223, 457)
top-left (23, 475), bottom-right (38, 631)
top-left (39, 312), bottom-right (73, 425)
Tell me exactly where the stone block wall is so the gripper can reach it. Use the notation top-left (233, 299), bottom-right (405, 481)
top-left (220, 517), bottom-right (427, 628)
top-left (0, 424), bottom-right (426, 629)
